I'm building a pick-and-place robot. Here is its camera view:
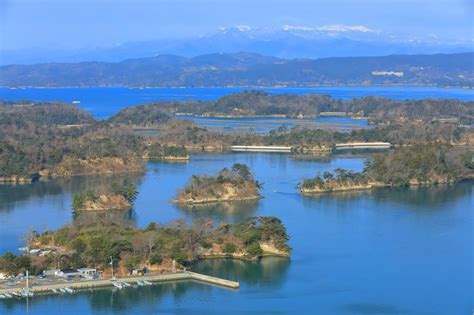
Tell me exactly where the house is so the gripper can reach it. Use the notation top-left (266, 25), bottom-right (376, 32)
top-left (77, 268), bottom-right (97, 279)
top-left (43, 269), bottom-right (61, 276)
top-left (57, 269), bottom-right (80, 279)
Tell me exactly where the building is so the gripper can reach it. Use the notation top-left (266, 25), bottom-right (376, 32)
top-left (77, 268), bottom-right (98, 279)
top-left (371, 70), bottom-right (404, 77)
top-left (57, 269), bottom-right (80, 279)
top-left (43, 269), bottom-right (61, 276)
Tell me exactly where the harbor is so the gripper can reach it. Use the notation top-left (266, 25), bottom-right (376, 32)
top-left (0, 271), bottom-right (239, 299)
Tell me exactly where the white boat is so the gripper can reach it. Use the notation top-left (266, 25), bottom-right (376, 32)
top-left (112, 282), bottom-right (123, 289)
top-left (136, 281), bottom-right (144, 286)
top-left (143, 280), bottom-right (152, 286)
top-left (51, 288), bottom-right (59, 293)
top-left (72, 100), bottom-right (81, 104)
top-left (11, 291), bottom-right (22, 297)
top-left (59, 288), bottom-right (67, 293)
top-left (4, 293), bottom-right (13, 298)
top-left (64, 287), bottom-right (75, 294)
top-left (0, 294), bottom-right (6, 299)
top-left (121, 282), bottom-right (131, 287)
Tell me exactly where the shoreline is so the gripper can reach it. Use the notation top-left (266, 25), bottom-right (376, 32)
top-left (173, 194), bottom-right (262, 205)
top-left (0, 271), bottom-right (239, 296)
top-left (1, 84), bottom-right (472, 90)
top-left (300, 178), bottom-right (474, 195)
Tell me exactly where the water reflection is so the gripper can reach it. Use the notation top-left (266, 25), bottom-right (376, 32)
top-left (0, 174), bottom-right (144, 213)
top-left (175, 200), bottom-right (259, 223)
top-left (191, 257), bottom-right (291, 288)
top-left (0, 257), bottom-right (290, 313)
top-left (302, 181), bottom-right (473, 208)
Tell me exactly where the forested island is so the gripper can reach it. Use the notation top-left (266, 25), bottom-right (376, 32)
top-left (176, 164), bottom-right (262, 204)
top-left (300, 143), bottom-right (474, 194)
top-left (143, 143), bottom-right (189, 161)
top-left (72, 184), bottom-right (139, 212)
top-left (111, 90), bottom-right (474, 124)
top-left (0, 216), bottom-right (291, 275)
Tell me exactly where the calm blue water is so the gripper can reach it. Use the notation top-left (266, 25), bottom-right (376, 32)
top-left (0, 153), bottom-right (472, 314)
top-left (1, 86), bottom-right (472, 119)
top-left (178, 115), bottom-right (369, 133)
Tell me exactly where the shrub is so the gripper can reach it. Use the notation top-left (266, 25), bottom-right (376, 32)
top-left (246, 242), bottom-right (263, 257)
top-left (149, 254), bottom-right (163, 265)
top-left (223, 243), bottom-right (237, 254)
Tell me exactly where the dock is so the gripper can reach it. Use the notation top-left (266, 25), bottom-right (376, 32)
top-left (335, 142), bottom-right (392, 150)
top-left (0, 271), bottom-right (239, 296)
top-left (231, 145), bottom-right (292, 153)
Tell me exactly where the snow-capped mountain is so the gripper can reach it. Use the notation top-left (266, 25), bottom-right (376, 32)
top-left (1, 25), bottom-right (471, 65)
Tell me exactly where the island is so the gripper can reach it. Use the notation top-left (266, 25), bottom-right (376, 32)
top-left (71, 184), bottom-right (139, 212)
top-left (175, 164), bottom-right (262, 204)
top-left (143, 143), bottom-right (189, 161)
top-left (300, 143), bottom-right (474, 194)
top-left (0, 216), bottom-right (291, 276)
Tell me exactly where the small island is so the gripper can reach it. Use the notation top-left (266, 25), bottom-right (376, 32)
top-left (72, 184), bottom-right (139, 212)
top-left (0, 216), bottom-right (290, 277)
top-left (176, 163), bottom-right (262, 204)
top-left (300, 143), bottom-right (474, 194)
top-left (144, 143), bottom-right (189, 161)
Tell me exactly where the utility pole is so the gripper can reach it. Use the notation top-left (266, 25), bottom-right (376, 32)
top-left (110, 256), bottom-right (115, 280)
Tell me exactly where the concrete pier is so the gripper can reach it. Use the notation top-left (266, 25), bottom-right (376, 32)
top-left (335, 142), bottom-right (392, 150)
top-left (0, 271), bottom-right (239, 296)
top-left (231, 145), bottom-right (292, 153)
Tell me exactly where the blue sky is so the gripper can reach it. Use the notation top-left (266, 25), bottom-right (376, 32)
top-left (1, 0), bottom-right (473, 50)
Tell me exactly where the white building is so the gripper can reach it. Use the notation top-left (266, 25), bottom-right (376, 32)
top-left (78, 268), bottom-right (98, 279)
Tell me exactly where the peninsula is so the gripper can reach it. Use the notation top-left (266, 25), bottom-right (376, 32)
top-left (0, 216), bottom-right (291, 276)
top-left (300, 143), bottom-right (474, 194)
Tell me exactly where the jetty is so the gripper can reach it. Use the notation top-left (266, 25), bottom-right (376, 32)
top-left (0, 271), bottom-right (239, 297)
top-left (231, 145), bottom-right (292, 153)
top-left (335, 142), bottom-right (392, 150)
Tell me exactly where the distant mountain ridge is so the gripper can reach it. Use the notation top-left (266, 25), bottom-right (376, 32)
top-left (1, 24), bottom-right (472, 65)
top-left (0, 52), bottom-right (472, 88)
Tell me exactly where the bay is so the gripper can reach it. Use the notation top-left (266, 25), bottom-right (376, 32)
top-left (0, 153), bottom-right (472, 314)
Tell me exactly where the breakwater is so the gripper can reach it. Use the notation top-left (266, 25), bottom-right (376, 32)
top-left (0, 271), bottom-right (239, 297)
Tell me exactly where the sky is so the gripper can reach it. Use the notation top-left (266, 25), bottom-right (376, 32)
top-left (0, 0), bottom-right (473, 50)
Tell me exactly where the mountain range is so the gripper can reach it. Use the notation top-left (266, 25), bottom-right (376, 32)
top-left (1, 52), bottom-right (472, 88)
top-left (1, 25), bottom-right (472, 65)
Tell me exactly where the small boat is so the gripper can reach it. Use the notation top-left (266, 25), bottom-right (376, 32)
top-left (143, 280), bottom-right (152, 286)
top-left (4, 293), bottom-right (13, 298)
top-left (0, 294), bottom-right (6, 299)
top-left (11, 292), bottom-right (22, 297)
top-left (64, 287), bottom-right (75, 294)
top-left (121, 282), bottom-right (131, 287)
top-left (51, 288), bottom-right (59, 293)
top-left (136, 281), bottom-right (145, 286)
top-left (112, 282), bottom-right (123, 289)
top-left (59, 288), bottom-right (67, 293)
top-left (72, 100), bottom-right (81, 104)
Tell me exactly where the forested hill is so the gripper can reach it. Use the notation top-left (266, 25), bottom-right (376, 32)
top-left (0, 52), bottom-right (472, 88)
